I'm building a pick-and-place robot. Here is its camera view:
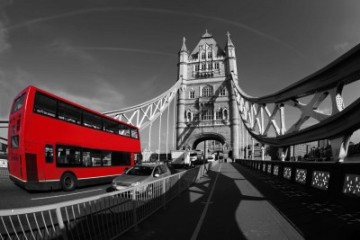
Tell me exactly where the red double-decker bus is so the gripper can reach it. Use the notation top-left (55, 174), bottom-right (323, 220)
top-left (8, 86), bottom-right (141, 191)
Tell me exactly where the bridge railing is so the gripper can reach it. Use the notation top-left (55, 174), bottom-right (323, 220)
top-left (236, 159), bottom-right (360, 198)
top-left (0, 162), bottom-right (215, 240)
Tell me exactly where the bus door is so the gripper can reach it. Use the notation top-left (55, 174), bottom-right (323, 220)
top-left (44, 144), bottom-right (54, 180)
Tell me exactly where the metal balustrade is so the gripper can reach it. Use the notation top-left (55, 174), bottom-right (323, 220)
top-left (236, 159), bottom-right (360, 198)
top-left (0, 163), bottom-right (216, 240)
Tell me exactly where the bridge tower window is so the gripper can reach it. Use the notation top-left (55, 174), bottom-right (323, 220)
top-left (189, 90), bottom-right (195, 99)
top-left (215, 62), bottom-right (220, 69)
top-left (223, 108), bottom-right (228, 120)
top-left (201, 52), bottom-right (206, 59)
top-left (216, 108), bottom-right (222, 120)
top-left (208, 52), bottom-right (212, 59)
top-left (202, 109), bottom-right (213, 121)
top-left (185, 110), bottom-right (193, 122)
top-left (202, 86), bottom-right (213, 97)
top-left (219, 88), bottom-right (226, 96)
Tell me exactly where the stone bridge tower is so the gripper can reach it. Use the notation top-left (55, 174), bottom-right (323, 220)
top-left (176, 30), bottom-right (240, 159)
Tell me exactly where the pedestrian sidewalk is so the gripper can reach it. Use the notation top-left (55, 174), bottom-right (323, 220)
top-left (121, 163), bottom-right (304, 240)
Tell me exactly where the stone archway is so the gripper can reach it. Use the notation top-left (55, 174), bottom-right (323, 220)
top-left (189, 132), bottom-right (226, 150)
top-left (185, 132), bottom-right (229, 160)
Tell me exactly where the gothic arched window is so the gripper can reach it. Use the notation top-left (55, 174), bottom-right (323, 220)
top-left (223, 108), bottom-right (228, 120)
top-left (185, 110), bottom-right (192, 122)
top-left (202, 85), bottom-right (213, 97)
top-left (216, 108), bottom-right (222, 120)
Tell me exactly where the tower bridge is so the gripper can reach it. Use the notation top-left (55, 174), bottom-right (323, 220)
top-left (104, 30), bottom-right (360, 164)
top-left (1, 31), bottom-right (360, 239)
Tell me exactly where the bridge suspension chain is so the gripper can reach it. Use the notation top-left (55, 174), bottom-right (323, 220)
top-left (103, 78), bottom-right (182, 157)
top-left (104, 78), bottom-right (181, 130)
top-left (230, 42), bottom-right (360, 161)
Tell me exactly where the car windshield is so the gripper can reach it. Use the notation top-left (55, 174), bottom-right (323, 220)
top-left (126, 166), bottom-right (154, 176)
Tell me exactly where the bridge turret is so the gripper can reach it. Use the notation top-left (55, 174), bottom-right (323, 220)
top-left (178, 36), bottom-right (189, 80)
top-left (225, 32), bottom-right (238, 76)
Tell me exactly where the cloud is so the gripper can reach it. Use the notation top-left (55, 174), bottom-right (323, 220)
top-left (7, 7), bottom-right (306, 60)
top-left (0, 18), bottom-right (10, 53)
top-left (49, 78), bottom-right (126, 113)
top-left (49, 39), bottom-right (94, 63)
top-left (80, 47), bottom-right (175, 57)
top-left (334, 42), bottom-right (350, 54)
top-left (0, 68), bottom-right (30, 119)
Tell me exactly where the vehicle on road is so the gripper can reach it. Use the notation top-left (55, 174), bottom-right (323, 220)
top-left (189, 150), bottom-right (203, 164)
top-left (170, 150), bottom-right (191, 168)
top-left (111, 162), bottom-right (171, 196)
top-left (207, 154), bottom-right (216, 162)
top-left (8, 86), bottom-right (141, 191)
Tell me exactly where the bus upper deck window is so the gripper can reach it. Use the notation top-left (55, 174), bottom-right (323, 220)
top-left (131, 128), bottom-right (139, 139)
top-left (12, 94), bottom-right (26, 113)
top-left (45, 145), bottom-right (54, 163)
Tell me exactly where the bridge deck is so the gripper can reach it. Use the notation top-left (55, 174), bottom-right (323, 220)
top-left (119, 162), bottom-right (360, 239)
top-left (121, 162), bottom-right (360, 239)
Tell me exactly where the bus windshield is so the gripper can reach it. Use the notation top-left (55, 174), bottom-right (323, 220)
top-left (12, 94), bottom-right (26, 113)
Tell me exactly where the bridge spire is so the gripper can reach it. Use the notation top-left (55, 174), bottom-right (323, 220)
top-left (180, 36), bottom-right (188, 52)
top-left (225, 31), bottom-right (237, 76)
top-left (178, 36), bottom-right (189, 80)
top-left (226, 31), bottom-right (234, 47)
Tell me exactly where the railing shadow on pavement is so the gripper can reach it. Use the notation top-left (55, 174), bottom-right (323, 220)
top-left (121, 161), bottom-right (288, 240)
top-left (234, 160), bottom-right (360, 240)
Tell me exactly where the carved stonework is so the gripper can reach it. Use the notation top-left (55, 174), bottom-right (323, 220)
top-left (176, 31), bottom-right (240, 158)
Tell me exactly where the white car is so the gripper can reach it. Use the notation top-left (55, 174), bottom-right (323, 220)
top-left (207, 155), bottom-right (216, 162)
top-left (111, 162), bottom-right (171, 196)
top-left (190, 152), bottom-right (198, 162)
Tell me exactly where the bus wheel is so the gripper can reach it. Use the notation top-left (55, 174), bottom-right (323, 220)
top-left (61, 173), bottom-right (77, 191)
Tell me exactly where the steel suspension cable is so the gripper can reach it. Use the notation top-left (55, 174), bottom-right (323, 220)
top-left (173, 92), bottom-right (176, 150)
top-left (148, 123), bottom-right (152, 151)
top-left (246, 125), bottom-right (249, 159)
top-left (242, 120), bottom-right (245, 158)
top-left (166, 103), bottom-right (170, 160)
top-left (158, 112), bottom-right (162, 161)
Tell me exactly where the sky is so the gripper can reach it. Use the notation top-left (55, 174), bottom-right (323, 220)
top-left (1, 0), bottom-right (360, 144)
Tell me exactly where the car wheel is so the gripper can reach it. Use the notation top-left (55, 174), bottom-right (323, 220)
top-left (61, 172), bottom-right (77, 191)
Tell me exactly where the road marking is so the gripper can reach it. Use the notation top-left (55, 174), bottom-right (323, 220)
top-left (191, 163), bottom-right (222, 240)
top-left (30, 188), bottom-right (103, 200)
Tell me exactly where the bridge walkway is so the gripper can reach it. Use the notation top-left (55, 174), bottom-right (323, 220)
top-left (120, 162), bottom-right (347, 240)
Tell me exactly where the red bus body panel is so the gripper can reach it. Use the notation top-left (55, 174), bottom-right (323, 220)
top-left (8, 86), bottom-right (141, 191)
